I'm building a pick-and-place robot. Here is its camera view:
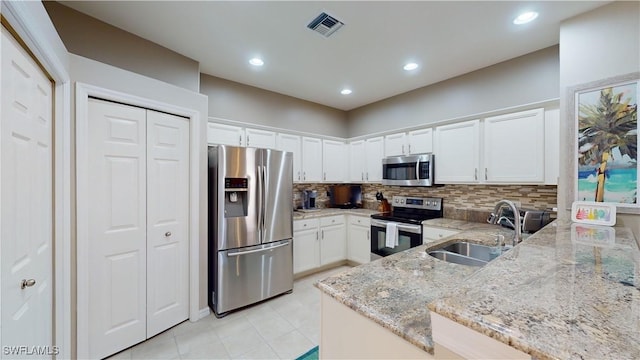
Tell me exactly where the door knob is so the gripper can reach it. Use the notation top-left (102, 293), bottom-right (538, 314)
top-left (165, 231), bottom-right (172, 237)
top-left (21, 279), bottom-right (36, 289)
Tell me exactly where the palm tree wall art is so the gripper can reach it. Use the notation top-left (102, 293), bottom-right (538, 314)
top-left (577, 81), bottom-right (638, 205)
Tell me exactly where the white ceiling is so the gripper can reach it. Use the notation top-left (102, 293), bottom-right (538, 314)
top-left (60, 1), bottom-right (609, 111)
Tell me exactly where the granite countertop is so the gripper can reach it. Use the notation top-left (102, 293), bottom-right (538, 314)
top-left (429, 220), bottom-right (640, 360)
top-left (316, 218), bottom-right (640, 359)
top-left (316, 219), bottom-right (509, 354)
top-left (293, 208), bottom-right (379, 220)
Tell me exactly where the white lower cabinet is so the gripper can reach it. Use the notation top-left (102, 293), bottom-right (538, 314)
top-left (293, 218), bottom-right (320, 274)
top-left (320, 215), bottom-right (347, 265)
top-left (294, 214), bottom-right (372, 274)
top-left (423, 225), bottom-right (460, 244)
top-left (348, 215), bottom-right (371, 264)
top-left (293, 215), bottom-right (347, 275)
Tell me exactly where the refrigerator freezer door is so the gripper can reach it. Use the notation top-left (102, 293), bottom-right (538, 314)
top-left (216, 146), bottom-right (261, 251)
top-left (261, 149), bottom-right (293, 244)
top-left (214, 240), bottom-right (293, 315)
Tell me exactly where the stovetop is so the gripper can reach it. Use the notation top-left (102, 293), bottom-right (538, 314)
top-left (371, 195), bottom-right (443, 224)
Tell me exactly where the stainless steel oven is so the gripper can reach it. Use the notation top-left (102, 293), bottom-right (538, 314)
top-left (370, 219), bottom-right (422, 260)
top-left (370, 196), bottom-right (443, 260)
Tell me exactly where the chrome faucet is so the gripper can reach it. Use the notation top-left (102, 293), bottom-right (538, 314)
top-left (488, 200), bottom-right (522, 246)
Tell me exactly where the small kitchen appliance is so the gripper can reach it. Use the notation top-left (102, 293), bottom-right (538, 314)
top-left (303, 190), bottom-right (318, 209)
top-left (328, 184), bottom-right (362, 208)
top-left (370, 196), bottom-right (443, 260)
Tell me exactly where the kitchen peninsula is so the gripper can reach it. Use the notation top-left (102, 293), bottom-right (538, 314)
top-left (316, 220), bottom-right (639, 359)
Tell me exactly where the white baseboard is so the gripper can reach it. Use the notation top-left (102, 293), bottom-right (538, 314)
top-left (197, 307), bottom-right (211, 320)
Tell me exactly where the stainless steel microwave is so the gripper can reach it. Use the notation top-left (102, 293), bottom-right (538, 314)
top-left (382, 153), bottom-right (434, 186)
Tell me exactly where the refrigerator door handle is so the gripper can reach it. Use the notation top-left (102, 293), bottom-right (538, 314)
top-left (257, 164), bottom-right (263, 242)
top-left (262, 165), bottom-right (267, 234)
top-left (226, 241), bottom-right (289, 257)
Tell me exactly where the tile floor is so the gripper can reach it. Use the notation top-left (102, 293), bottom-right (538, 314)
top-left (108, 266), bottom-right (350, 360)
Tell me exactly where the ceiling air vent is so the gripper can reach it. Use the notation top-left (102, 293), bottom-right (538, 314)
top-left (307, 12), bottom-right (344, 38)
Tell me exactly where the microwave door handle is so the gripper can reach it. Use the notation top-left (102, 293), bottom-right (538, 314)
top-left (415, 160), bottom-right (421, 180)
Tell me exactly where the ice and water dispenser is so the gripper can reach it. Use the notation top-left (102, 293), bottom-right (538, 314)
top-left (224, 177), bottom-right (248, 218)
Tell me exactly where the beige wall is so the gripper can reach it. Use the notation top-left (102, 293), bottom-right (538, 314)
top-left (559, 1), bottom-right (640, 240)
top-left (201, 74), bottom-right (348, 138)
top-left (44, 1), bottom-right (200, 92)
top-left (69, 54), bottom-right (210, 341)
top-left (347, 46), bottom-right (560, 137)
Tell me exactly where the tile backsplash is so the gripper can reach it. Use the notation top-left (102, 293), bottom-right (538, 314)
top-left (294, 183), bottom-right (557, 222)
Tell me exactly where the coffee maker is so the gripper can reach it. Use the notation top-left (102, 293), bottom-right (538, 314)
top-left (303, 190), bottom-right (317, 209)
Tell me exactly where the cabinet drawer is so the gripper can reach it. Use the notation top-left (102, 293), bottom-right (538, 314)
top-left (320, 215), bottom-right (345, 227)
top-left (422, 226), bottom-right (460, 241)
top-left (294, 218), bottom-right (319, 231)
top-left (348, 215), bottom-right (370, 227)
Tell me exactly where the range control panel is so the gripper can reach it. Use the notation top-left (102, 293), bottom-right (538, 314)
top-left (392, 196), bottom-right (442, 210)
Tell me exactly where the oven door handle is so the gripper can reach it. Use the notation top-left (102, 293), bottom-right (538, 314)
top-left (371, 220), bottom-right (422, 234)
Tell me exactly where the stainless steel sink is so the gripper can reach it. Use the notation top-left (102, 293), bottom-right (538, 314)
top-left (427, 241), bottom-right (506, 267)
top-left (428, 250), bottom-right (488, 267)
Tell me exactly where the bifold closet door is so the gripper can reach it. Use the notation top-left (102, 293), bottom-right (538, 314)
top-left (87, 99), bottom-right (189, 359)
top-left (146, 110), bottom-right (189, 337)
top-left (87, 98), bottom-right (147, 359)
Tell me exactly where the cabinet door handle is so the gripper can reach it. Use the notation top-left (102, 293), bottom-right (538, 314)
top-left (367, 230), bottom-right (370, 240)
top-left (366, 173), bottom-right (369, 181)
top-left (474, 168), bottom-right (478, 180)
top-left (298, 171), bottom-right (301, 180)
top-left (316, 231), bottom-right (319, 240)
top-left (361, 173), bottom-right (364, 181)
top-left (303, 172), bottom-right (306, 181)
top-left (247, 135), bottom-right (250, 146)
top-left (402, 144), bottom-right (405, 154)
top-left (239, 135), bottom-right (242, 145)
top-left (324, 172), bottom-right (326, 181)
top-left (408, 144), bottom-right (411, 154)
top-left (485, 168), bottom-right (488, 180)
top-left (321, 230), bottom-right (324, 239)
top-left (21, 279), bottom-right (36, 289)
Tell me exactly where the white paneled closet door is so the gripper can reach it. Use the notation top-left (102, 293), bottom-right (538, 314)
top-left (87, 99), bottom-right (147, 359)
top-left (86, 99), bottom-right (189, 359)
top-left (1, 26), bottom-right (54, 357)
top-left (146, 110), bottom-right (190, 337)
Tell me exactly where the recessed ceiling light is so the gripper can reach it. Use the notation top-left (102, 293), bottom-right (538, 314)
top-left (513, 11), bottom-right (538, 25)
top-left (341, 89), bottom-right (352, 95)
top-left (249, 58), bottom-right (264, 66)
top-left (403, 62), bottom-right (419, 71)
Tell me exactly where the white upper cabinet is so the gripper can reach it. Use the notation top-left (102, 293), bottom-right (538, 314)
top-left (544, 109), bottom-right (560, 185)
top-left (385, 129), bottom-right (433, 157)
top-left (434, 120), bottom-right (481, 183)
top-left (277, 133), bottom-right (302, 182)
top-left (365, 137), bottom-right (384, 182)
top-left (384, 133), bottom-right (407, 156)
top-left (245, 128), bottom-right (276, 149)
top-left (484, 108), bottom-right (544, 183)
top-left (349, 140), bottom-right (366, 182)
top-left (207, 122), bottom-right (244, 146)
top-left (323, 140), bottom-right (347, 182)
top-left (434, 108), bottom-right (547, 184)
top-left (408, 128), bottom-right (433, 154)
top-left (302, 137), bottom-right (323, 182)
top-left (349, 137), bottom-right (384, 183)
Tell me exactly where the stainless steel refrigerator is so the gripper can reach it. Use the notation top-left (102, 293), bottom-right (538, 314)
top-left (208, 145), bottom-right (293, 317)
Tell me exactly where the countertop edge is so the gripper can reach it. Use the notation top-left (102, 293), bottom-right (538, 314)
top-left (316, 281), bottom-right (435, 355)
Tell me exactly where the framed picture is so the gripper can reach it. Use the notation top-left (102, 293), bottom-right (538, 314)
top-left (572, 73), bottom-right (639, 210)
